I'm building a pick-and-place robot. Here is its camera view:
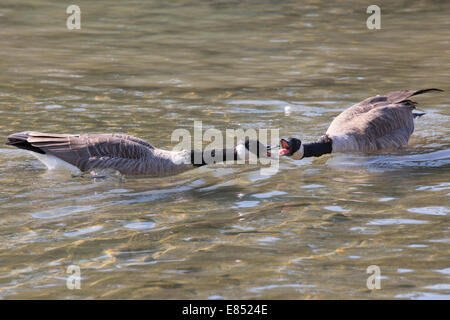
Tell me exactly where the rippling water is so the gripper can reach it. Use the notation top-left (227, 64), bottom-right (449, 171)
top-left (0, 0), bottom-right (449, 299)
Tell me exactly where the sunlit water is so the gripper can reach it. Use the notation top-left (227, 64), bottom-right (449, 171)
top-left (0, 0), bottom-right (449, 299)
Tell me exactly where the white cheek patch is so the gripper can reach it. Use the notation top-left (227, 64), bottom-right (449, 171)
top-left (235, 144), bottom-right (260, 163)
top-left (291, 144), bottom-right (304, 160)
top-left (235, 144), bottom-right (248, 161)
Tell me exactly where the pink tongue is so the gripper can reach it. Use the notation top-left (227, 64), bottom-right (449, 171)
top-left (279, 149), bottom-right (289, 156)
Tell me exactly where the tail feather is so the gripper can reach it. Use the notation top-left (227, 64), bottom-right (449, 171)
top-left (413, 112), bottom-right (426, 118)
top-left (6, 132), bottom-right (46, 154)
top-left (411, 88), bottom-right (444, 97)
top-left (388, 88), bottom-right (443, 104)
top-left (6, 132), bottom-right (29, 145)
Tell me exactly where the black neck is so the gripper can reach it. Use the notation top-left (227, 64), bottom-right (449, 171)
top-left (190, 148), bottom-right (237, 167)
top-left (303, 137), bottom-right (332, 158)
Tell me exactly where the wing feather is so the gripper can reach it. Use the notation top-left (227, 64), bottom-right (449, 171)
top-left (325, 88), bottom-right (443, 152)
top-left (327, 89), bottom-right (441, 134)
top-left (24, 132), bottom-right (155, 173)
top-left (327, 103), bottom-right (416, 152)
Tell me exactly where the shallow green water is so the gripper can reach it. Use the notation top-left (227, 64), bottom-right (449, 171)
top-left (0, 0), bottom-right (449, 299)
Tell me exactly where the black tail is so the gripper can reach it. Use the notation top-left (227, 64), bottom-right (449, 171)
top-left (6, 132), bottom-right (45, 154)
top-left (411, 88), bottom-right (444, 97)
top-left (413, 112), bottom-right (426, 118)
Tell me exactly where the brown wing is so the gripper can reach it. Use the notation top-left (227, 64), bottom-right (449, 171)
top-left (347, 104), bottom-right (415, 151)
top-left (11, 132), bottom-right (155, 173)
top-left (326, 89), bottom-right (442, 152)
top-left (327, 88), bottom-right (442, 134)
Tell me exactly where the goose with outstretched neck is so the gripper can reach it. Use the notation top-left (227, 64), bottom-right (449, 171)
top-left (6, 132), bottom-right (271, 176)
top-left (279, 89), bottom-right (443, 159)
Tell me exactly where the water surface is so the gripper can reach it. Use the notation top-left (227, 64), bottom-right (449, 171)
top-left (0, 0), bottom-right (449, 299)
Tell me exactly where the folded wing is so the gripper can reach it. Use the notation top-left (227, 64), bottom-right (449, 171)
top-left (327, 89), bottom-right (442, 152)
top-left (7, 132), bottom-right (155, 174)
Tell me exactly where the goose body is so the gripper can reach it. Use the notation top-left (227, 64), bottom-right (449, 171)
top-left (280, 88), bottom-right (443, 159)
top-left (6, 132), bottom-right (270, 176)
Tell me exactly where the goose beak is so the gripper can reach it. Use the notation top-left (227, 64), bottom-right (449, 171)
top-left (265, 144), bottom-right (275, 157)
top-left (279, 139), bottom-right (291, 156)
top-left (240, 139), bottom-right (276, 159)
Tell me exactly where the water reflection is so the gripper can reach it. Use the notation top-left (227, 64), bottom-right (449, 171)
top-left (0, 0), bottom-right (449, 299)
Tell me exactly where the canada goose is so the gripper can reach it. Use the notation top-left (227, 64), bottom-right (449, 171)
top-left (6, 132), bottom-right (271, 176)
top-left (279, 88), bottom-right (443, 159)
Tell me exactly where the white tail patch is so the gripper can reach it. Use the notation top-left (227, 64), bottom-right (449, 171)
top-left (29, 152), bottom-right (81, 173)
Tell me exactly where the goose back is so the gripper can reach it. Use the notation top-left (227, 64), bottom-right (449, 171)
top-left (326, 89), bottom-right (442, 152)
top-left (8, 132), bottom-right (192, 176)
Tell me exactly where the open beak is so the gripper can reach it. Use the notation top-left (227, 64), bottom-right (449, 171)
top-left (265, 144), bottom-right (275, 157)
top-left (279, 139), bottom-right (291, 156)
